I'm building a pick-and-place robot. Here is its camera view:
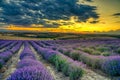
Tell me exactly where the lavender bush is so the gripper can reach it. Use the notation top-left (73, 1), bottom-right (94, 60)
top-left (17, 59), bottom-right (42, 69)
top-left (41, 49), bottom-right (60, 60)
top-left (0, 51), bottom-right (13, 61)
top-left (5, 41), bottom-right (18, 51)
top-left (0, 41), bottom-right (12, 49)
top-left (57, 48), bottom-right (105, 69)
top-left (7, 66), bottom-right (54, 80)
top-left (20, 42), bottom-right (36, 60)
top-left (0, 41), bottom-right (22, 69)
top-left (31, 41), bottom-right (60, 60)
top-left (49, 54), bottom-right (85, 80)
top-left (20, 52), bottom-right (36, 60)
top-left (8, 41), bottom-right (54, 80)
top-left (101, 56), bottom-right (120, 76)
top-left (10, 42), bottom-right (22, 53)
top-left (69, 61), bottom-right (84, 80)
top-left (31, 41), bottom-right (85, 80)
top-left (36, 40), bottom-right (120, 76)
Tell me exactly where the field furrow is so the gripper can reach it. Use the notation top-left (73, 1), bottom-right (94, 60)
top-left (0, 39), bottom-right (120, 80)
top-left (30, 43), bottom-right (69, 80)
top-left (0, 44), bottom-right (23, 80)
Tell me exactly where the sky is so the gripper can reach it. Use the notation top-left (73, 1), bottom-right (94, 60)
top-left (0, 0), bottom-right (120, 33)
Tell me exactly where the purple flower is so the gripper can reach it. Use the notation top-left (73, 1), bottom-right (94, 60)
top-left (20, 42), bottom-right (36, 60)
top-left (0, 41), bottom-right (12, 49)
top-left (20, 52), bottom-right (36, 60)
top-left (101, 56), bottom-right (120, 76)
top-left (7, 66), bottom-right (54, 80)
top-left (0, 51), bottom-right (13, 61)
top-left (17, 59), bottom-right (43, 69)
top-left (31, 41), bottom-right (60, 60)
top-left (10, 42), bottom-right (22, 53)
top-left (42, 49), bottom-right (60, 60)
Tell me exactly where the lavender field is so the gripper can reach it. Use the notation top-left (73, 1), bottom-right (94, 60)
top-left (0, 39), bottom-right (120, 80)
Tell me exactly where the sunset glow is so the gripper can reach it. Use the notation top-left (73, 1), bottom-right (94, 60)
top-left (0, 0), bottom-right (120, 33)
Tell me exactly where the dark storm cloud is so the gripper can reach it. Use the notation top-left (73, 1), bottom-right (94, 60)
top-left (112, 13), bottom-right (120, 16)
top-left (85, 0), bottom-right (93, 2)
top-left (0, 0), bottom-right (99, 27)
top-left (90, 20), bottom-right (99, 24)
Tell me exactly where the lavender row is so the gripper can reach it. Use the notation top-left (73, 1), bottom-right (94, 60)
top-left (0, 40), bottom-right (19, 52)
top-left (0, 40), bottom-right (9, 45)
top-left (31, 41), bottom-right (85, 80)
top-left (0, 41), bottom-right (22, 69)
top-left (40, 41), bottom-right (120, 76)
top-left (1, 41), bottom-right (18, 53)
top-left (57, 47), bottom-right (120, 76)
top-left (7, 41), bottom-right (54, 80)
top-left (0, 41), bottom-right (12, 50)
top-left (36, 40), bottom-right (120, 76)
top-left (20, 41), bottom-right (36, 60)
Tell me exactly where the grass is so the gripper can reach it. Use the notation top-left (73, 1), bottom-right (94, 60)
top-left (83, 48), bottom-right (101, 55)
top-left (95, 46), bottom-right (109, 52)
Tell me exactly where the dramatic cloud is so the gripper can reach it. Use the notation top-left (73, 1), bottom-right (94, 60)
top-left (90, 20), bottom-right (99, 24)
top-left (84, 0), bottom-right (93, 2)
top-left (0, 0), bottom-right (99, 27)
top-left (112, 13), bottom-right (120, 17)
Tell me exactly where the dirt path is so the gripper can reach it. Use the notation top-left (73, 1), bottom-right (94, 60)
top-left (0, 48), bottom-right (6, 52)
top-left (30, 45), bottom-right (69, 80)
top-left (0, 45), bottom-right (24, 80)
top-left (81, 68), bottom-right (111, 80)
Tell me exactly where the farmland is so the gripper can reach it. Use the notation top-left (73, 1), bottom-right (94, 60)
top-left (0, 38), bottom-right (120, 80)
top-left (0, 0), bottom-right (120, 79)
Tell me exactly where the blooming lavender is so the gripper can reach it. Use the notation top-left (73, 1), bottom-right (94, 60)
top-left (41, 49), bottom-right (60, 60)
top-left (0, 41), bottom-right (12, 49)
top-left (31, 41), bottom-right (85, 80)
top-left (0, 51), bottom-right (13, 61)
top-left (7, 41), bottom-right (54, 80)
top-left (10, 41), bottom-right (22, 53)
top-left (31, 41), bottom-right (62, 60)
top-left (17, 59), bottom-right (43, 69)
top-left (101, 56), bottom-right (120, 76)
top-left (49, 53), bottom-right (85, 80)
top-left (0, 41), bottom-right (23, 69)
top-left (20, 42), bottom-right (36, 60)
top-left (5, 41), bottom-right (18, 51)
top-left (20, 52), bottom-right (36, 60)
top-left (35, 41), bottom-right (46, 47)
top-left (57, 47), bottom-right (106, 69)
top-left (7, 66), bottom-right (54, 80)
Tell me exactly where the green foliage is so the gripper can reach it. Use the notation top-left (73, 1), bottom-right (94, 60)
top-left (117, 48), bottom-right (120, 54)
top-left (70, 51), bottom-right (79, 60)
top-left (96, 47), bottom-right (109, 52)
top-left (102, 52), bottom-right (110, 56)
top-left (91, 50), bottom-right (101, 55)
top-left (55, 57), bottom-right (66, 71)
top-left (49, 55), bottom-right (84, 79)
top-left (69, 66), bottom-right (84, 80)
top-left (62, 62), bottom-right (70, 76)
top-left (83, 48), bottom-right (93, 53)
top-left (0, 63), bottom-right (3, 69)
top-left (83, 48), bottom-right (101, 55)
top-left (63, 50), bottom-right (71, 56)
top-left (49, 55), bottom-right (66, 71)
